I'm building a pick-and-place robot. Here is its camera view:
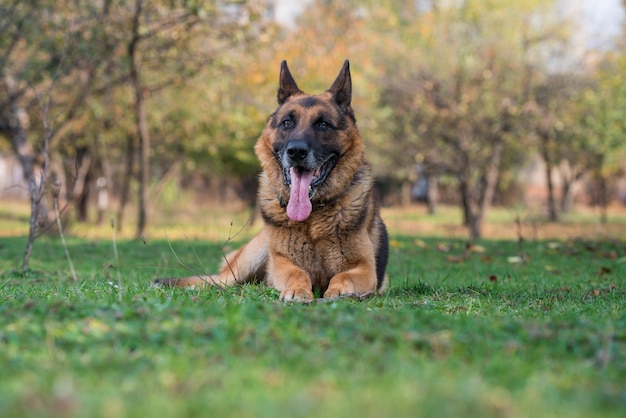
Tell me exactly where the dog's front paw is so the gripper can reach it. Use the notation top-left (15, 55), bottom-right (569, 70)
top-left (280, 287), bottom-right (314, 302)
top-left (323, 286), bottom-right (347, 299)
top-left (323, 281), bottom-right (357, 299)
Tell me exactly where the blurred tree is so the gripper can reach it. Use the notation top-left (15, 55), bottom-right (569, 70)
top-left (370, 0), bottom-right (552, 238)
top-left (526, 5), bottom-right (626, 222)
top-left (96, 0), bottom-right (269, 236)
top-left (526, 73), bottom-right (584, 221)
top-left (143, 4), bottom-right (279, 215)
top-left (0, 0), bottom-right (271, 235)
top-left (573, 54), bottom-right (626, 222)
top-left (3, 0), bottom-right (625, 244)
top-left (0, 0), bottom-right (116, 184)
top-left (0, 0), bottom-right (123, 270)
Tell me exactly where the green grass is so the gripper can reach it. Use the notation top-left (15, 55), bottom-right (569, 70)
top-left (0, 230), bottom-right (625, 417)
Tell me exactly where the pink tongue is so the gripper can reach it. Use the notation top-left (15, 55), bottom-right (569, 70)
top-left (286, 167), bottom-right (314, 222)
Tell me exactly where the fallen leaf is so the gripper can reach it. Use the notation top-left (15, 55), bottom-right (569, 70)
top-left (446, 255), bottom-right (464, 263)
top-left (414, 239), bottom-right (429, 249)
top-left (390, 240), bottom-right (403, 248)
top-left (600, 266), bottom-right (612, 275)
top-left (469, 244), bottom-right (486, 253)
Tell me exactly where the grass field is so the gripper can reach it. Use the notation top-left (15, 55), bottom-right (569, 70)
top-left (0, 202), bottom-right (625, 417)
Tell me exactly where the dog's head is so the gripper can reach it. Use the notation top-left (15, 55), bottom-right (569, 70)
top-left (255, 60), bottom-right (365, 222)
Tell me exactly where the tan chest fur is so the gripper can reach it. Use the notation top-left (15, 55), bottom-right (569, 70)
top-left (259, 172), bottom-right (377, 289)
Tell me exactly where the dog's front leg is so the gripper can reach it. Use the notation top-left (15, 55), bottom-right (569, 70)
top-left (324, 261), bottom-right (377, 299)
top-left (269, 255), bottom-right (314, 301)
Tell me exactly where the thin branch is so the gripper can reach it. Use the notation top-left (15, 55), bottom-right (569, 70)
top-left (110, 219), bottom-right (123, 303)
top-left (53, 189), bottom-right (77, 281)
top-left (221, 220), bottom-right (250, 285)
top-left (163, 230), bottom-right (219, 286)
top-left (21, 15), bottom-right (76, 272)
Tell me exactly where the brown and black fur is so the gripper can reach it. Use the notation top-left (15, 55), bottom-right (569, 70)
top-left (155, 60), bottom-right (388, 301)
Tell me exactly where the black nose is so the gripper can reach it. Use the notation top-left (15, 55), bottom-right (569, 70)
top-left (286, 140), bottom-right (309, 162)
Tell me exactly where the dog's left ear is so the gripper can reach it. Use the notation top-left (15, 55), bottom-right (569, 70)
top-left (328, 59), bottom-right (352, 109)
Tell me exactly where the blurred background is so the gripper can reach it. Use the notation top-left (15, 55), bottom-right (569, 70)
top-left (1, 0), bottom-right (625, 241)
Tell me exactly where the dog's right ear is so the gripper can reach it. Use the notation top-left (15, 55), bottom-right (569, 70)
top-left (328, 59), bottom-right (351, 109)
top-left (277, 60), bottom-right (302, 105)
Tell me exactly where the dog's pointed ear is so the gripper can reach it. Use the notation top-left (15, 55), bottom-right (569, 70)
top-left (277, 60), bottom-right (302, 105)
top-left (328, 59), bottom-right (352, 109)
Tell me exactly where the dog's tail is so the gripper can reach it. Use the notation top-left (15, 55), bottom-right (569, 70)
top-left (152, 230), bottom-right (269, 289)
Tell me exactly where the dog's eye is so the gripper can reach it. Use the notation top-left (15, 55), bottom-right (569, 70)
top-left (316, 121), bottom-right (329, 130)
top-left (281, 119), bottom-right (293, 129)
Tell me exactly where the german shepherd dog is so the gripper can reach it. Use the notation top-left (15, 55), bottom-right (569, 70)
top-left (155, 60), bottom-right (389, 301)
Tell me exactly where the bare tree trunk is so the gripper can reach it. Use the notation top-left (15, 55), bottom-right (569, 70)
top-left (116, 133), bottom-right (134, 231)
top-left (462, 141), bottom-right (503, 240)
top-left (598, 174), bottom-right (608, 225)
top-left (591, 154), bottom-right (608, 224)
top-left (560, 175), bottom-right (582, 214)
top-left (76, 183), bottom-right (90, 222)
top-left (459, 176), bottom-right (472, 227)
top-left (72, 146), bottom-right (93, 222)
top-left (9, 121), bottom-right (35, 182)
top-left (469, 216), bottom-right (481, 240)
top-left (479, 141), bottom-right (503, 221)
top-left (2, 74), bottom-right (35, 182)
top-left (456, 140), bottom-right (502, 241)
top-left (560, 179), bottom-right (572, 213)
top-left (545, 162), bottom-right (557, 221)
top-left (540, 135), bottom-right (558, 222)
top-left (426, 174), bottom-right (438, 214)
top-left (465, 198), bottom-right (481, 240)
top-left (400, 179), bottom-right (412, 207)
top-left (459, 176), bottom-right (481, 240)
top-left (22, 175), bottom-right (46, 271)
top-left (133, 81), bottom-right (150, 238)
top-left (22, 94), bottom-right (54, 272)
top-left (129, 0), bottom-right (150, 238)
